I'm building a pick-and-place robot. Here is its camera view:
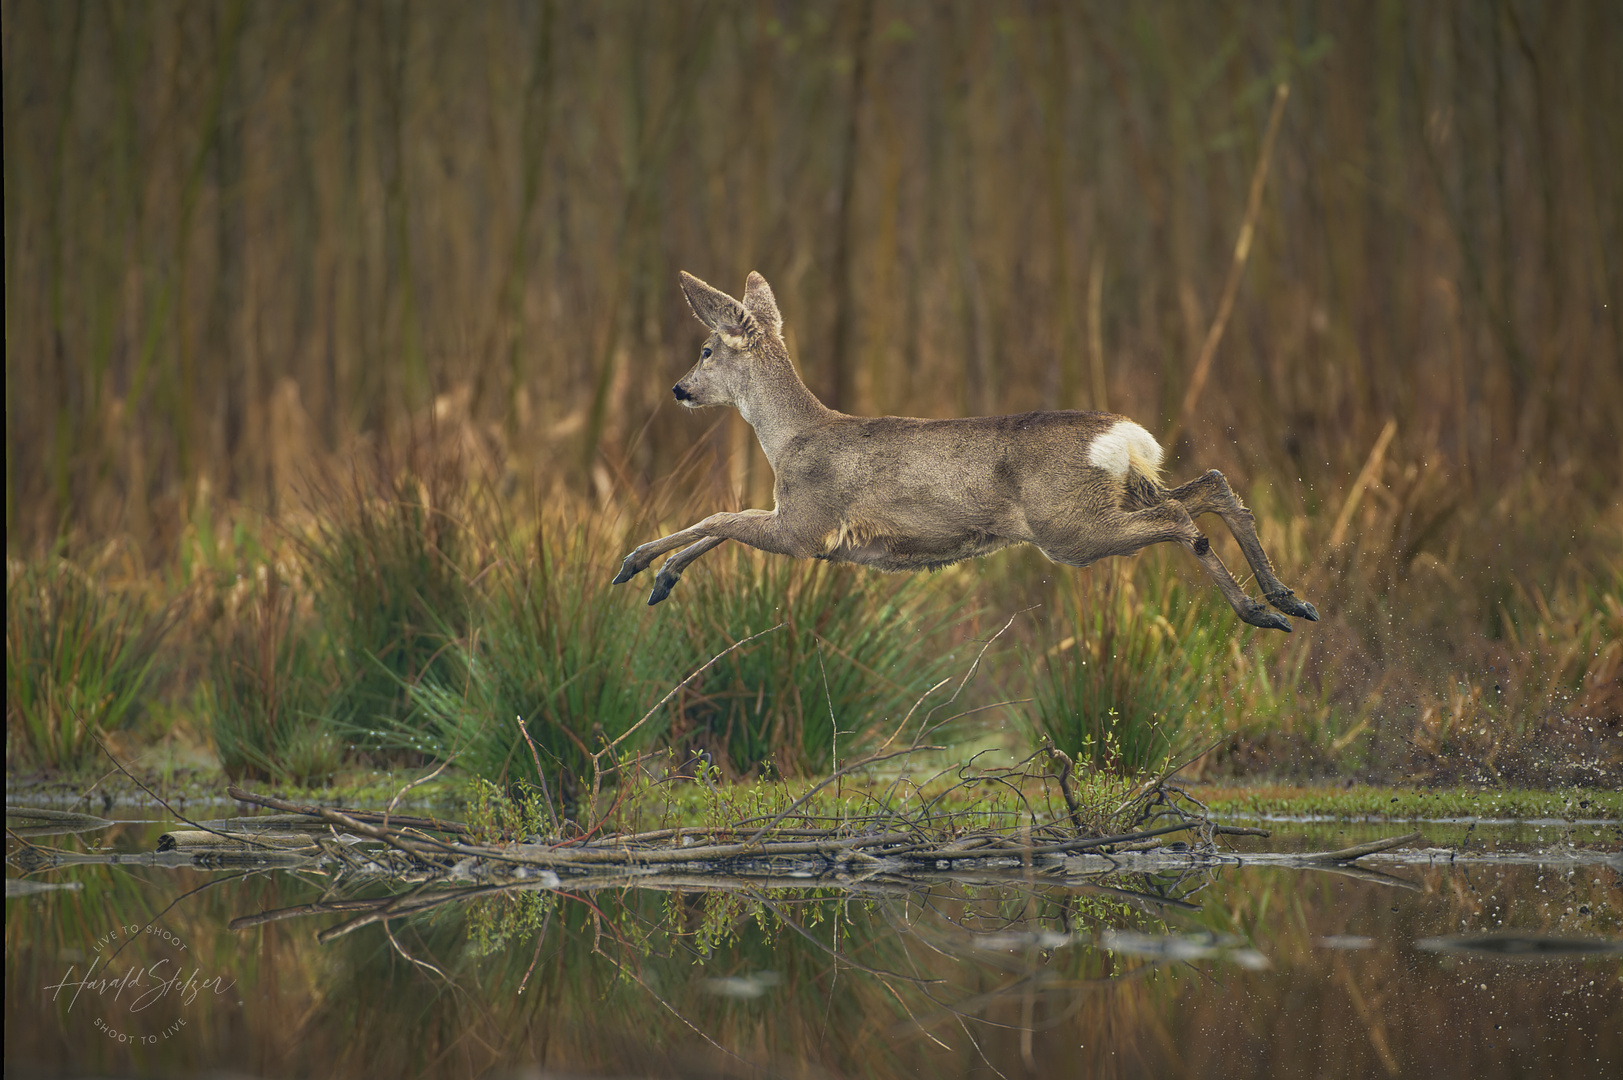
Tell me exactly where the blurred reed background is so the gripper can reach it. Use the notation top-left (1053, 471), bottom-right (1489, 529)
top-left (5, 0), bottom-right (1619, 783)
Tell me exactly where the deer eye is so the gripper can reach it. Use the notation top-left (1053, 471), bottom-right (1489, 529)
top-left (701, 347), bottom-right (713, 359)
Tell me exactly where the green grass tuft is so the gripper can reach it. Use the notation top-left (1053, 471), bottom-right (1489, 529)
top-left (1195, 784), bottom-right (1623, 821)
top-left (206, 563), bottom-right (343, 785)
top-left (1031, 557), bottom-right (1228, 772)
top-left (6, 558), bottom-right (176, 772)
top-left (411, 518), bottom-right (670, 801)
top-left (300, 457), bottom-right (478, 764)
top-left (670, 548), bottom-right (965, 777)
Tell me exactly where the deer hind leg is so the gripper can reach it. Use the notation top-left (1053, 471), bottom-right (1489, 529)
top-left (1165, 469), bottom-right (1319, 622)
top-left (1040, 503), bottom-right (1293, 632)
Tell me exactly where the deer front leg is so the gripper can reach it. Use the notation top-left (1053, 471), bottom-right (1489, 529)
top-left (1166, 469), bottom-right (1320, 622)
top-left (646, 536), bottom-right (727, 605)
top-left (614, 509), bottom-right (808, 605)
top-left (613, 525), bottom-right (712, 585)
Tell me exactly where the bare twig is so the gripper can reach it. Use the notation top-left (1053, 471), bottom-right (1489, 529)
top-left (874, 678), bottom-right (952, 752)
top-left (107, 869), bottom-right (257, 966)
top-left (1114, 733), bottom-right (1228, 817)
top-left (514, 715), bottom-right (561, 836)
top-left (1298, 831), bottom-right (1424, 864)
top-left (384, 756), bottom-right (456, 831)
top-left (384, 921), bottom-right (454, 984)
top-left (228, 785), bottom-right (472, 837)
top-left (1039, 737), bottom-right (1084, 832)
top-left (1021, 820), bottom-right (1198, 856)
top-left (594, 950), bottom-right (750, 1065)
top-left (755, 895), bottom-right (942, 985)
top-left (94, 736), bottom-right (276, 850)
top-left (516, 902), bottom-right (553, 995)
top-left (742, 747), bottom-right (944, 846)
top-left (918, 611), bottom-right (1027, 741)
top-left (606, 622), bottom-right (785, 756)
top-left (818, 639), bottom-right (840, 775)
top-left (229, 898), bottom-right (388, 931)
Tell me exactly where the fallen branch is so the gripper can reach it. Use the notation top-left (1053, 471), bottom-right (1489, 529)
top-left (1298, 831), bottom-right (1424, 864)
top-left (227, 785), bottom-right (472, 837)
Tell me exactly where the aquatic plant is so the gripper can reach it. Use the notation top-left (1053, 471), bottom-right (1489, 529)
top-left (1194, 784), bottom-right (1623, 822)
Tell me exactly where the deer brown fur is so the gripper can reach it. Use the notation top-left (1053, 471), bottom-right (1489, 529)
top-left (613, 271), bottom-right (1319, 632)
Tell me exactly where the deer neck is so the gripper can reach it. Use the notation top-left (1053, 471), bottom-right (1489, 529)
top-left (736, 352), bottom-right (834, 470)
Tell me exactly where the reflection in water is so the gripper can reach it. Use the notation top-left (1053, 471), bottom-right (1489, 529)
top-left (1416, 934), bottom-right (1623, 960)
top-left (700, 971), bottom-right (782, 999)
top-left (5, 879), bottom-right (82, 898)
top-left (1317, 934), bottom-right (1378, 950)
top-left (6, 821), bottom-right (1621, 1078)
top-left (1099, 929), bottom-right (1271, 969)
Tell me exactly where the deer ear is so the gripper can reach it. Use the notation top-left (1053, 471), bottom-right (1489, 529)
top-left (742, 272), bottom-right (783, 339)
top-left (679, 271), bottom-right (756, 349)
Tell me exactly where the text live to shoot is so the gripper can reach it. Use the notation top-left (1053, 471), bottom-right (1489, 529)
top-left (41, 921), bottom-right (236, 1047)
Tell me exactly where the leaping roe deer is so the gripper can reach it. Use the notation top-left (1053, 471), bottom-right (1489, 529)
top-left (613, 271), bottom-right (1319, 632)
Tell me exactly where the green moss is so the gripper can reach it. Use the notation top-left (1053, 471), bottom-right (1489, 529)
top-left (1194, 784), bottom-right (1623, 821)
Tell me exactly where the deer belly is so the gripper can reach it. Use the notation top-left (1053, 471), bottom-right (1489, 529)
top-left (818, 517), bottom-right (1011, 571)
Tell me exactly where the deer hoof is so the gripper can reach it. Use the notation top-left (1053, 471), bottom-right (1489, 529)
top-left (647, 570), bottom-right (680, 606)
top-left (612, 555), bottom-right (642, 585)
top-left (1247, 606), bottom-right (1293, 633)
top-left (1266, 589), bottom-right (1320, 621)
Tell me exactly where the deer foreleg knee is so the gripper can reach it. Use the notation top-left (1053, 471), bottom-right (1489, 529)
top-left (692, 509), bottom-right (817, 558)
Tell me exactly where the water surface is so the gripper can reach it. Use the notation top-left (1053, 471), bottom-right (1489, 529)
top-left (7, 816), bottom-right (1619, 1078)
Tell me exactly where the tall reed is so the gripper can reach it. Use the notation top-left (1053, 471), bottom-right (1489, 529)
top-left (7, 3), bottom-right (1614, 556)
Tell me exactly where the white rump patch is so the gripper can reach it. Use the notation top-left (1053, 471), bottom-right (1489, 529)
top-left (1086, 420), bottom-right (1164, 481)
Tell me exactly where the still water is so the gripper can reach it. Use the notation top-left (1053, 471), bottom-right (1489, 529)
top-left (7, 815), bottom-right (1620, 1079)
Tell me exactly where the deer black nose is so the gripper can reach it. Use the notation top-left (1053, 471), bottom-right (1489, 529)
top-left (672, 384), bottom-right (692, 401)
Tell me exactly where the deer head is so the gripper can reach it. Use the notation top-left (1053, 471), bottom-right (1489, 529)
top-left (672, 271), bottom-right (785, 410)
